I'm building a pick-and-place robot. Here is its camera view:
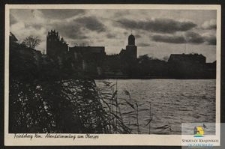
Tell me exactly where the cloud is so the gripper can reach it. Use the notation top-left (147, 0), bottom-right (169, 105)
top-left (40, 9), bottom-right (86, 19)
top-left (117, 18), bottom-right (197, 33)
top-left (185, 32), bottom-right (204, 44)
top-left (202, 19), bottom-right (216, 30)
top-left (76, 16), bottom-right (106, 32)
top-left (135, 34), bottom-right (141, 38)
top-left (31, 10), bottom-right (47, 25)
top-left (10, 14), bottom-right (17, 25)
top-left (113, 10), bottom-right (130, 18)
top-left (137, 43), bottom-right (151, 47)
top-left (50, 16), bottom-right (106, 41)
top-left (53, 22), bottom-right (88, 40)
top-left (70, 39), bottom-right (94, 46)
top-left (152, 32), bottom-right (215, 45)
top-left (152, 35), bottom-right (186, 44)
top-left (11, 9), bottom-right (107, 49)
top-left (11, 21), bottom-right (47, 52)
top-left (106, 33), bottom-right (116, 38)
top-left (204, 35), bottom-right (216, 45)
top-left (25, 23), bottom-right (43, 30)
top-left (10, 9), bottom-right (216, 60)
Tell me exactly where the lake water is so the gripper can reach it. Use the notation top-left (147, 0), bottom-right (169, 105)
top-left (96, 79), bottom-right (216, 134)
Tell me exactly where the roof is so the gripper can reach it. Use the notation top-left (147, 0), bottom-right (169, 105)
top-left (168, 53), bottom-right (206, 63)
top-left (170, 53), bottom-right (204, 57)
top-left (69, 46), bottom-right (105, 54)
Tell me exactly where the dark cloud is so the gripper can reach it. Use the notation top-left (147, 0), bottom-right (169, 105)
top-left (185, 32), bottom-right (204, 44)
top-left (135, 34), bottom-right (141, 38)
top-left (204, 36), bottom-right (216, 45)
top-left (152, 35), bottom-right (186, 44)
top-left (40, 9), bottom-right (86, 19)
top-left (50, 16), bottom-right (106, 40)
top-left (137, 43), bottom-right (151, 47)
top-left (106, 33), bottom-right (116, 38)
top-left (203, 24), bottom-right (216, 30)
top-left (76, 16), bottom-right (106, 32)
top-left (123, 32), bottom-right (141, 38)
top-left (10, 14), bottom-right (17, 25)
top-left (123, 31), bottom-right (128, 35)
top-left (152, 32), bottom-right (215, 45)
top-left (52, 21), bottom-right (87, 40)
top-left (117, 18), bottom-right (197, 33)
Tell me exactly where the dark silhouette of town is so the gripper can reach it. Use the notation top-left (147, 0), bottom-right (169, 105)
top-left (10, 30), bottom-right (216, 80)
top-left (46, 30), bottom-right (216, 79)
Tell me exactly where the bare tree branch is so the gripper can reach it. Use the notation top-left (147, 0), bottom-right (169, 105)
top-left (22, 35), bottom-right (41, 49)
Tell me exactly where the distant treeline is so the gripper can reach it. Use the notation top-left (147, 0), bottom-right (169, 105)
top-left (102, 54), bottom-right (216, 79)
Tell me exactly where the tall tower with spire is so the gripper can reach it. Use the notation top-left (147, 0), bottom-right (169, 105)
top-left (126, 34), bottom-right (137, 60)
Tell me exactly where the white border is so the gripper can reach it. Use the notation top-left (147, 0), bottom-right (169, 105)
top-left (4, 4), bottom-right (221, 146)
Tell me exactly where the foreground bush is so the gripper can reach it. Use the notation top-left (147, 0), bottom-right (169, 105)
top-left (9, 79), bottom-right (130, 133)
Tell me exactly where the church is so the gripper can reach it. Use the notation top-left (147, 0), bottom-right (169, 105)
top-left (46, 30), bottom-right (137, 63)
top-left (119, 34), bottom-right (137, 61)
top-left (46, 30), bottom-right (138, 77)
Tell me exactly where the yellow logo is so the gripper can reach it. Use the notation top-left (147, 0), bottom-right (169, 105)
top-left (194, 126), bottom-right (204, 137)
top-left (194, 124), bottom-right (206, 137)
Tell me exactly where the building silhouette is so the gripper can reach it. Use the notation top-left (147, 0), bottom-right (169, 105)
top-left (46, 30), bottom-right (68, 59)
top-left (69, 46), bottom-right (106, 73)
top-left (126, 34), bottom-right (137, 59)
top-left (168, 53), bottom-right (215, 78)
top-left (120, 34), bottom-right (137, 61)
top-left (46, 30), bottom-right (106, 76)
top-left (168, 53), bottom-right (206, 64)
top-left (45, 30), bottom-right (215, 79)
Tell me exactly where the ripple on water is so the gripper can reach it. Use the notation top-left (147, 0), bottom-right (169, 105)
top-left (96, 79), bottom-right (216, 134)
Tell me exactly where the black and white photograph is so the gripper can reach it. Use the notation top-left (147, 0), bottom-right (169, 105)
top-left (4, 4), bottom-right (221, 146)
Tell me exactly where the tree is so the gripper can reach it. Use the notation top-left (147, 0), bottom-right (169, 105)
top-left (22, 35), bottom-right (41, 49)
top-left (138, 54), bottom-right (151, 63)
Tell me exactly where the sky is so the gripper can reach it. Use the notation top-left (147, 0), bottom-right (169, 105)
top-left (10, 9), bottom-right (217, 62)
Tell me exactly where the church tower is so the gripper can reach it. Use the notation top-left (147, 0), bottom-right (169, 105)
top-left (126, 34), bottom-right (137, 60)
top-left (128, 34), bottom-right (135, 45)
top-left (46, 30), bottom-right (68, 59)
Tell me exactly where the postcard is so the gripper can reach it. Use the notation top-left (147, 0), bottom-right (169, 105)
top-left (4, 4), bottom-right (221, 146)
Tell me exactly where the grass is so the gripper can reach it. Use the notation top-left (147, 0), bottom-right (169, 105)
top-left (96, 80), bottom-right (154, 134)
top-left (9, 79), bottom-right (131, 133)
